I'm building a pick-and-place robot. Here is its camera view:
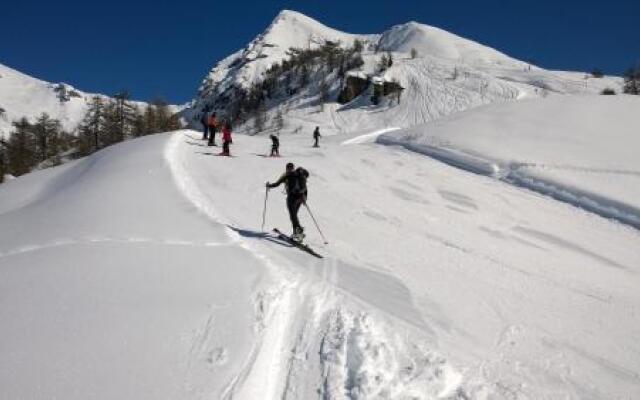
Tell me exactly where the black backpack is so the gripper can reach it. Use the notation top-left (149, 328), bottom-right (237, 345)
top-left (291, 167), bottom-right (309, 194)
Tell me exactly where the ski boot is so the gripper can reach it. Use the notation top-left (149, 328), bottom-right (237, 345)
top-left (292, 227), bottom-right (305, 243)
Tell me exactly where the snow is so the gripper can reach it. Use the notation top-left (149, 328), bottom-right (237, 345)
top-left (377, 21), bottom-right (525, 68)
top-left (0, 135), bottom-right (266, 398)
top-left (2, 126), bottom-right (639, 399)
top-left (380, 94), bottom-right (640, 229)
top-left (1, 9), bottom-right (639, 400)
top-left (0, 62), bottom-right (182, 138)
top-left (0, 63), bottom-right (91, 135)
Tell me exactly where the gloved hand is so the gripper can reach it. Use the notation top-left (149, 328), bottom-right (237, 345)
top-left (265, 182), bottom-right (271, 188)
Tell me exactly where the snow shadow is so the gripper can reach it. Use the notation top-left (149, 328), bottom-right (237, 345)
top-left (227, 226), bottom-right (294, 248)
top-left (195, 151), bottom-right (223, 157)
top-left (311, 259), bottom-right (430, 332)
top-left (184, 139), bottom-right (207, 147)
top-left (513, 226), bottom-right (632, 272)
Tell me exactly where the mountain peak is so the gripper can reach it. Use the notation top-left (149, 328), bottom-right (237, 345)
top-left (260, 9), bottom-right (361, 49)
top-left (273, 9), bottom-right (314, 22)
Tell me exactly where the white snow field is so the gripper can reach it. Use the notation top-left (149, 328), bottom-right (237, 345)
top-left (379, 95), bottom-right (640, 229)
top-left (1, 126), bottom-right (639, 399)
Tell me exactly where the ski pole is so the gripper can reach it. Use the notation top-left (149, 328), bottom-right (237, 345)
top-left (261, 187), bottom-right (269, 231)
top-left (303, 201), bottom-right (328, 244)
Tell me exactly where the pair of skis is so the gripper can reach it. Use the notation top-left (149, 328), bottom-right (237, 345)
top-left (272, 228), bottom-right (323, 258)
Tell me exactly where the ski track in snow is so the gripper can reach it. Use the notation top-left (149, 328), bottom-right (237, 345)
top-left (0, 237), bottom-right (234, 259)
top-left (164, 131), bottom-right (476, 399)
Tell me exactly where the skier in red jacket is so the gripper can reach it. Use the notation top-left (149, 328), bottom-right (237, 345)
top-left (220, 122), bottom-right (232, 156)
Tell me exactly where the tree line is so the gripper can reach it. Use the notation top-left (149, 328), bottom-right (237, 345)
top-left (200, 39), bottom-right (367, 131)
top-left (0, 92), bottom-right (182, 183)
top-left (623, 66), bottom-right (640, 95)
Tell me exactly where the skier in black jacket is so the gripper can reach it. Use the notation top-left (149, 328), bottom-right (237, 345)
top-left (200, 112), bottom-right (209, 140)
top-left (266, 162), bottom-right (309, 240)
top-left (313, 126), bottom-right (321, 148)
top-left (270, 134), bottom-right (280, 157)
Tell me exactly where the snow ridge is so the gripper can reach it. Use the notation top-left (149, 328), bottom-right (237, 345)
top-left (377, 21), bottom-right (525, 68)
top-left (381, 133), bottom-right (640, 230)
top-left (378, 95), bottom-right (640, 231)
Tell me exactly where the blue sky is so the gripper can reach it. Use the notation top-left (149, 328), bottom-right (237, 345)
top-left (1, 0), bottom-right (638, 103)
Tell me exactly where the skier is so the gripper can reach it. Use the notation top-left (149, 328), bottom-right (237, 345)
top-left (266, 162), bottom-right (309, 241)
top-left (313, 126), bottom-right (321, 148)
top-left (200, 111), bottom-right (209, 140)
top-left (207, 112), bottom-right (218, 146)
top-left (270, 134), bottom-right (280, 157)
top-left (220, 122), bottom-right (232, 156)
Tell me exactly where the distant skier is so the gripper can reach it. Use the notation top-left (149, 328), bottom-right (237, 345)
top-left (266, 162), bottom-right (309, 240)
top-left (200, 111), bottom-right (209, 140)
top-left (313, 126), bottom-right (321, 148)
top-left (270, 134), bottom-right (280, 157)
top-left (207, 112), bottom-right (218, 146)
top-left (220, 122), bottom-right (232, 156)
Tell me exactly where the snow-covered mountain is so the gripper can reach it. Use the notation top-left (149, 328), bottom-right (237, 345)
top-left (0, 62), bottom-right (180, 138)
top-left (0, 63), bottom-right (95, 136)
top-left (188, 10), bottom-right (623, 136)
top-left (201, 10), bottom-right (378, 93)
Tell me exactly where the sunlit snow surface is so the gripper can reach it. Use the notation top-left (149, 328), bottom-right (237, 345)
top-left (380, 95), bottom-right (640, 229)
top-left (1, 127), bottom-right (638, 399)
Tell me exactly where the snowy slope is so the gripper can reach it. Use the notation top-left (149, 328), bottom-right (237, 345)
top-left (0, 62), bottom-right (95, 135)
top-left (0, 62), bottom-right (181, 137)
top-left (377, 21), bottom-right (525, 68)
top-left (0, 134), bottom-right (268, 399)
top-left (380, 94), bottom-right (640, 229)
top-left (189, 10), bottom-right (623, 136)
top-left (1, 129), bottom-right (639, 399)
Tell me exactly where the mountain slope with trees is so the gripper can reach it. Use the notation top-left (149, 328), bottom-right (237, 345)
top-left (186, 10), bottom-right (623, 137)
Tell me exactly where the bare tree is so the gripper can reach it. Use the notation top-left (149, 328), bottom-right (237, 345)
top-left (319, 80), bottom-right (330, 111)
top-left (6, 118), bottom-right (36, 176)
top-left (274, 109), bottom-right (284, 131)
top-left (624, 66), bottom-right (640, 95)
top-left (78, 96), bottom-right (106, 154)
top-left (377, 54), bottom-right (389, 72)
top-left (32, 113), bottom-right (61, 162)
top-left (353, 39), bottom-right (363, 53)
top-left (102, 90), bottom-right (138, 145)
top-left (253, 102), bottom-right (267, 134)
top-left (452, 66), bottom-right (459, 80)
